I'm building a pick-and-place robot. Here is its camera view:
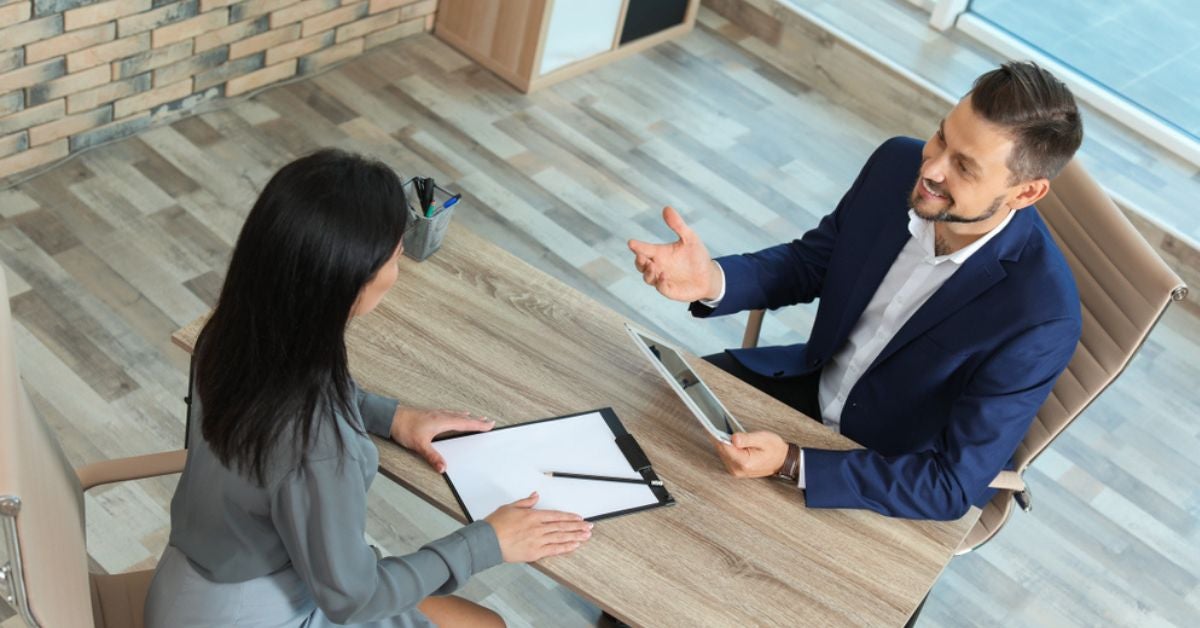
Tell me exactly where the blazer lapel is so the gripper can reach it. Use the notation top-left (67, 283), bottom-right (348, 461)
top-left (830, 211), bottom-right (911, 350)
top-left (865, 208), bottom-right (1034, 373)
top-left (868, 256), bottom-right (1005, 371)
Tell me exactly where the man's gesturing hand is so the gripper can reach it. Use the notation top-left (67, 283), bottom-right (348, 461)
top-left (628, 206), bottom-right (723, 303)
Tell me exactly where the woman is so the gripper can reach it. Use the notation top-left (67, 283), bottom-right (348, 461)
top-left (145, 150), bottom-right (592, 627)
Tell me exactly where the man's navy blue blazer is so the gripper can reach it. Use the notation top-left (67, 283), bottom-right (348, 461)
top-left (691, 137), bottom-right (1081, 520)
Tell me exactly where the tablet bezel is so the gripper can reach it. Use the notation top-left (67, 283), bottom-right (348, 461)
top-left (623, 323), bottom-right (746, 444)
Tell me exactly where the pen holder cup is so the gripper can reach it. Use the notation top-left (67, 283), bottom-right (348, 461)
top-left (402, 178), bottom-right (458, 261)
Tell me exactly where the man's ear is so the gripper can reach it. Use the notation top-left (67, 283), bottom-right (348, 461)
top-left (1011, 178), bottom-right (1050, 209)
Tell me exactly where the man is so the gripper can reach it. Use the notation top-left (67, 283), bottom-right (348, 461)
top-left (628, 62), bottom-right (1084, 520)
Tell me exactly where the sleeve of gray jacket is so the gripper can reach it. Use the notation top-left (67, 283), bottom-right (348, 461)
top-left (355, 386), bottom-right (399, 437)
top-left (269, 456), bottom-right (503, 624)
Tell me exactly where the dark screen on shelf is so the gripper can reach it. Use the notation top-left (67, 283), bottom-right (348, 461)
top-left (620, 0), bottom-right (689, 45)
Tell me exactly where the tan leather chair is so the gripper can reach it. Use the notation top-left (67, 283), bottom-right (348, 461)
top-left (739, 159), bottom-right (1187, 553)
top-left (0, 270), bottom-right (186, 628)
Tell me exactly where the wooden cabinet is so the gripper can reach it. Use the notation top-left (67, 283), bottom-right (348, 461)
top-left (434, 0), bottom-right (698, 92)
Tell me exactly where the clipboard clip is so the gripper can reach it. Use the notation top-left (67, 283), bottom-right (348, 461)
top-left (616, 433), bottom-right (652, 472)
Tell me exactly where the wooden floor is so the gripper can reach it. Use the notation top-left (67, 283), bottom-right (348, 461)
top-left (2, 7), bottom-right (1198, 627)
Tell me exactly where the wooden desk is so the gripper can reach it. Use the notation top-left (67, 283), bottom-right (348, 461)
top-left (173, 222), bottom-right (977, 627)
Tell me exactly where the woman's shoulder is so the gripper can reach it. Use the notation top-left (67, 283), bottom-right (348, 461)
top-left (261, 401), bottom-right (373, 485)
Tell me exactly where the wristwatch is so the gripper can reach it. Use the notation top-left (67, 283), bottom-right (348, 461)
top-left (775, 442), bottom-right (800, 484)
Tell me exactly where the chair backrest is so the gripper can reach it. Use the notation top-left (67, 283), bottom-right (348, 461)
top-left (0, 270), bottom-right (96, 627)
top-left (959, 159), bottom-right (1186, 554)
top-left (1013, 159), bottom-right (1186, 473)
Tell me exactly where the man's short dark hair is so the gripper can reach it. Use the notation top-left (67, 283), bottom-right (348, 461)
top-left (970, 61), bottom-right (1083, 182)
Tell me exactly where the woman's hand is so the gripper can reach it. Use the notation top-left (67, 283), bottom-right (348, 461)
top-left (389, 407), bottom-right (494, 473)
top-left (484, 493), bottom-right (592, 563)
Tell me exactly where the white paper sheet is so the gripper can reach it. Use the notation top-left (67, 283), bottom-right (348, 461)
top-left (432, 410), bottom-right (661, 521)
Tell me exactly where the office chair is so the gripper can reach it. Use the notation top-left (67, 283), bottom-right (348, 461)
top-left (0, 270), bottom-right (187, 627)
top-left (737, 159), bottom-right (1187, 554)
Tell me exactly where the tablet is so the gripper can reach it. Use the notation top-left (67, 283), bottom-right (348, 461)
top-left (624, 323), bottom-right (746, 443)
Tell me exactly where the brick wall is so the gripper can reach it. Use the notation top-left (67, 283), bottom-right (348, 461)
top-left (0, 0), bottom-right (436, 181)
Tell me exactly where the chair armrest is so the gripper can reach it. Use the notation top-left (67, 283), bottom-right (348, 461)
top-left (76, 449), bottom-right (188, 492)
top-left (742, 309), bottom-right (765, 349)
top-left (988, 470), bottom-right (1025, 491)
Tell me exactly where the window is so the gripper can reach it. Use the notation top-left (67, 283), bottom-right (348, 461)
top-left (969, 0), bottom-right (1200, 142)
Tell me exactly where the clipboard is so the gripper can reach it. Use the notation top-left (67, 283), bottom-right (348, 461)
top-left (431, 408), bottom-right (675, 523)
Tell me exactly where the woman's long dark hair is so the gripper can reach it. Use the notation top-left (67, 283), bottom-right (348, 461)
top-left (197, 149), bottom-right (407, 484)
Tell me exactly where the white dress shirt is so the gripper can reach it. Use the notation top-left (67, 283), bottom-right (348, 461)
top-left (704, 208), bottom-right (1016, 488)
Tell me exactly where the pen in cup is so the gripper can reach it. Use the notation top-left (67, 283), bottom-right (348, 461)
top-left (426, 193), bottom-right (461, 218)
top-left (543, 471), bottom-right (663, 487)
top-left (415, 177), bottom-right (435, 217)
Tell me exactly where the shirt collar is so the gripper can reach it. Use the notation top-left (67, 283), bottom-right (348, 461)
top-left (907, 207), bottom-right (1017, 265)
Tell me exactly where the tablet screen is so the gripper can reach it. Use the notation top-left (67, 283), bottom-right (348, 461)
top-left (633, 331), bottom-right (741, 437)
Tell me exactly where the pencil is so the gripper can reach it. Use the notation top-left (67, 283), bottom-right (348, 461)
top-left (544, 471), bottom-right (663, 487)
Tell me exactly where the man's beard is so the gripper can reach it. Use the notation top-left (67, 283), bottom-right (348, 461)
top-left (910, 178), bottom-right (1003, 224)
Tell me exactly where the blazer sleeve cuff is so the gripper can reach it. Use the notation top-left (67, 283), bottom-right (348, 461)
top-left (689, 256), bottom-right (761, 318)
top-left (796, 448), bottom-right (853, 509)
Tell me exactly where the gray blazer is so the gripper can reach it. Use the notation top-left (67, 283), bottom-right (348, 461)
top-left (162, 381), bottom-right (502, 625)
